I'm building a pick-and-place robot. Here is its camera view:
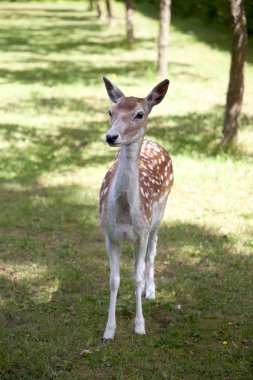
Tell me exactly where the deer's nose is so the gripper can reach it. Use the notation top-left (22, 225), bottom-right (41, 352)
top-left (106, 134), bottom-right (119, 144)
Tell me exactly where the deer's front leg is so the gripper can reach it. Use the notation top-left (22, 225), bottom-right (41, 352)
top-left (103, 236), bottom-right (121, 342)
top-left (134, 235), bottom-right (149, 335)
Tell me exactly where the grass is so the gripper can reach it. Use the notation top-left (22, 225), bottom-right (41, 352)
top-left (0, 1), bottom-right (253, 379)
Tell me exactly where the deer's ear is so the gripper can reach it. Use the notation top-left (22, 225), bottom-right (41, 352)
top-left (103, 77), bottom-right (125, 103)
top-left (146, 79), bottom-right (170, 109)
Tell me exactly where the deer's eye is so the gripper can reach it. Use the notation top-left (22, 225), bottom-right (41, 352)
top-left (136, 112), bottom-right (144, 120)
top-left (108, 110), bottom-right (112, 117)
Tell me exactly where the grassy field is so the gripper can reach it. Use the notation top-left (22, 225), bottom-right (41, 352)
top-left (0, 2), bottom-right (253, 379)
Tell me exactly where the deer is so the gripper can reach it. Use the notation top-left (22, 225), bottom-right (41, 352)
top-left (99, 77), bottom-right (174, 341)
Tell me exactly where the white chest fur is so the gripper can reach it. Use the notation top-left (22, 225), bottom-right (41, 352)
top-left (101, 139), bottom-right (146, 242)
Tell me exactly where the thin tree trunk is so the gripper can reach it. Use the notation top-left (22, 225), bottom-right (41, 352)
top-left (95, 0), bottom-right (102, 19)
top-left (105, 0), bottom-right (115, 26)
top-left (126, 0), bottom-right (134, 42)
top-left (222, 0), bottom-right (247, 145)
top-left (157, 0), bottom-right (171, 76)
top-left (89, 0), bottom-right (94, 11)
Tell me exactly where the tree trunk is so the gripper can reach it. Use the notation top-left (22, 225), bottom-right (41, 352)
top-left (105, 0), bottom-right (115, 26)
top-left (95, 0), bottom-right (102, 19)
top-left (126, 0), bottom-right (134, 42)
top-left (157, 0), bottom-right (171, 76)
top-left (222, 0), bottom-right (247, 145)
top-left (88, 0), bottom-right (94, 11)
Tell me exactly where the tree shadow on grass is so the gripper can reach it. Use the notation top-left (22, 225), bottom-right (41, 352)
top-left (132, 0), bottom-right (253, 65)
top-left (2, 2), bottom-right (253, 67)
top-left (0, 179), bottom-right (252, 378)
top-left (1, 104), bottom-right (252, 189)
top-left (0, 8), bottom-right (154, 58)
top-left (147, 107), bottom-right (253, 159)
top-left (171, 16), bottom-right (253, 65)
top-left (145, 222), bottom-right (253, 379)
top-left (0, 180), bottom-right (106, 378)
top-left (0, 58), bottom-right (156, 85)
top-left (0, 24), bottom-right (106, 55)
top-left (0, 121), bottom-right (114, 185)
top-left (0, 6), bottom-right (151, 87)
top-left (0, 25), bottom-right (154, 56)
top-left (156, 221), bottom-right (253, 317)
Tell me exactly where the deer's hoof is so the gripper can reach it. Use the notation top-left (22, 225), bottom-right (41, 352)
top-left (145, 291), bottom-right (155, 300)
top-left (103, 326), bottom-right (115, 341)
top-left (102, 337), bottom-right (113, 343)
top-left (145, 285), bottom-right (155, 300)
top-left (135, 321), bottom-right (146, 335)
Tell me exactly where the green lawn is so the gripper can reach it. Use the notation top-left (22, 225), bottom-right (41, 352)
top-left (0, 2), bottom-right (253, 379)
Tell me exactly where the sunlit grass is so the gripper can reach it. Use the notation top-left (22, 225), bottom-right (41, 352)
top-left (0, 2), bottom-right (253, 379)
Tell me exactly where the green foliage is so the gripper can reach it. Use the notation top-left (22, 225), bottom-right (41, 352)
top-left (129, 0), bottom-right (253, 35)
top-left (171, 0), bottom-right (253, 35)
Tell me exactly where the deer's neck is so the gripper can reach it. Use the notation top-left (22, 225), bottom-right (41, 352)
top-left (112, 137), bottom-right (142, 209)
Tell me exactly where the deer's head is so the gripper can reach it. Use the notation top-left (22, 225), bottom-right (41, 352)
top-left (103, 77), bottom-right (170, 147)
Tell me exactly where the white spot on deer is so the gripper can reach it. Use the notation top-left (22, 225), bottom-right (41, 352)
top-left (101, 187), bottom-right (108, 197)
top-left (170, 173), bottom-right (174, 181)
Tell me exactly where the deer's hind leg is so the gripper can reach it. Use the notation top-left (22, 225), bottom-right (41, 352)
top-left (133, 235), bottom-right (149, 334)
top-left (145, 229), bottom-right (158, 300)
